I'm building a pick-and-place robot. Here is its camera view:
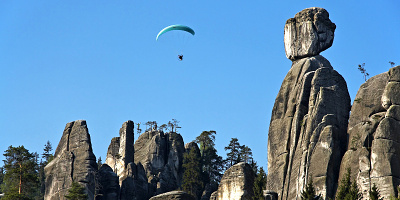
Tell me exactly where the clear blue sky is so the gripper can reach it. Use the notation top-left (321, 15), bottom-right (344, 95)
top-left (0, 1), bottom-right (399, 172)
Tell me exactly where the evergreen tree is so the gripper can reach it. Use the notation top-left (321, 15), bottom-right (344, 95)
top-left (224, 138), bottom-right (241, 168)
top-left (2, 145), bottom-right (39, 200)
top-left (181, 148), bottom-right (203, 198)
top-left (97, 157), bottom-right (102, 170)
top-left (300, 179), bottom-right (321, 200)
top-left (346, 179), bottom-right (362, 200)
top-left (42, 141), bottom-right (53, 164)
top-left (369, 183), bottom-right (383, 200)
top-left (252, 167), bottom-right (267, 200)
top-left (240, 145), bottom-right (253, 164)
top-left (64, 181), bottom-right (88, 200)
top-left (336, 168), bottom-right (351, 200)
top-left (0, 166), bottom-right (3, 193)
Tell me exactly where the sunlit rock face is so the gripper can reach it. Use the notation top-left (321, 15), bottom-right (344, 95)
top-left (44, 120), bottom-right (97, 200)
top-left (284, 7), bottom-right (336, 61)
top-left (339, 65), bottom-right (400, 199)
top-left (213, 162), bottom-right (255, 200)
top-left (149, 191), bottom-right (196, 200)
top-left (266, 55), bottom-right (350, 200)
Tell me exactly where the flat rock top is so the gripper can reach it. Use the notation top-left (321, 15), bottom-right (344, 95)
top-left (149, 191), bottom-right (195, 200)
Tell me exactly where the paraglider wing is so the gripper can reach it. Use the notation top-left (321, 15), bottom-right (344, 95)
top-left (156, 25), bottom-right (195, 41)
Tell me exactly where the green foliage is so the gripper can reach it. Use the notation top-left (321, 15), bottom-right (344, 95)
top-left (357, 63), bottom-right (369, 82)
top-left (1, 145), bottom-right (39, 200)
top-left (64, 181), bottom-right (88, 200)
top-left (224, 138), bottom-right (241, 168)
top-left (240, 145), bottom-right (253, 164)
top-left (336, 168), bottom-right (362, 200)
top-left (42, 141), bottom-right (53, 164)
top-left (181, 148), bottom-right (203, 198)
top-left (369, 183), bottom-right (383, 200)
top-left (389, 186), bottom-right (400, 200)
top-left (300, 179), bottom-right (321, 200)
top-left (252, 167), bottom-right (267, 200)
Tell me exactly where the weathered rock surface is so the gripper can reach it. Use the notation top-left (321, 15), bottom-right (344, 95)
top-left (119, 162), bottom-right (149, 200)
top-left (266, 54), bottom-right (350, 199)
top-left (105, 121), bottom-right (135, 183)
top-left (134, 130), bottom-right (185, 196)
top-left (45, 120), bottom-right (98, 200)
top-left (339, 66), bottom-right (400, 199)
top-left (213, 162), bottom-right (255, 200)
top-left (149, 191), bottom-right (196, 200)
top-left (96, 164), bottom-right (119, 200)
top-left (284, 7), bottom-right (336, 61)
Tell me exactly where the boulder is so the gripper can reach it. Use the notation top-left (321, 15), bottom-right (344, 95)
top-left (95, 164), bottom-right (119, 200)
top-left (149, 191), bottom-right (196, 200)
top-left (214, 162), bottom-right (255, 200)
top-left (266, 55), bottom-right (350, 200)
top-left (44, 120), bottom-right (98, 200)
top-left (284, 7), bottom-right (336, 61)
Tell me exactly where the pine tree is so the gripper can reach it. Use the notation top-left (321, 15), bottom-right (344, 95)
top-left (224, 138), bottom-right (241, 168)
top-left (64, 181), bottom-right (88, 200)
top-left (336, 168), bottom-right (351, 200)
top-left (346, 179), bottom-right (362, 200)
top-left (2, 145), bottom-right (39, 200)
top-left (181, 148), bottom-right (203, 198)
top-left (252, 167), bottom-right (267, 200)
top-left (0, 166), bottom-right (4, 193)
top-left (42, 141), bottom-right (53, 164)
top-left (239, 145), bottom-right (253, 164)
top-left (300, 179), bottom-right (321, 200)
top-left (369, 183), bottom-right (383, 200)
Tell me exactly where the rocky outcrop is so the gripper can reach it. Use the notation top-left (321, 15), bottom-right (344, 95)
top-left (96, 164), bottom-right (120, 200)
top-left (119, 162), bottom-right (149, 200)
top-left (213, 162), bottom-right (255, 200)
top-left (266, 7), bottom-right (350, 200)
top-left (105, 121), bottom-right (135, 183)
top-left (134, 130), bottom-right (185, 196)
top-left (149, 191), bottom-right (196, 200)
top-left (284, 7), bottom-right (336, 61)
top-left (45, 120), bottom-right (98, 200)
top-left (339, 65), bottom-right (400, 199)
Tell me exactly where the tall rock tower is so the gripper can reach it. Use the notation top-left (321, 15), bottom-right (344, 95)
top-left (266, 7), bottom-right (351, 200)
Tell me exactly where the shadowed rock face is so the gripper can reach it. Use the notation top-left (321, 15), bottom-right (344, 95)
top-left (44, 120), bottom-right (97, 200)
top-left (284, 7), bottom-right (336, 61)
top-left (339, 66), bottom-right (400, 199)
top-left (266, 55), bottom-right (350, 200)
top-left (96, 164), bottom-right (120, 200)
top-left (213, 162), bottom-right (255, 200)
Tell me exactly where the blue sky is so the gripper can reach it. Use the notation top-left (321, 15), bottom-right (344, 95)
top-left (0, 1), bottom-right (399, 172)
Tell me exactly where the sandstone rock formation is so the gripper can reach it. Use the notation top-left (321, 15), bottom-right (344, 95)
top-left (284, 7), bottom-right (336, 61)
top-left (212, 162), bottom-right (255, 200)
top-left (267, 7), bottom-right (350, 200)
top-left (96, 164), bottom-right (120, 200)
top-left (149, 191), bottom-right (196, 200)
top-left (339, 65), bottom-right (400, 199)
top-left (45, 120), bottom-right (98, 200)
top-left (134, 130), bottom-right (185, 196)
top-left (105, 120), bottom-right (135, 183)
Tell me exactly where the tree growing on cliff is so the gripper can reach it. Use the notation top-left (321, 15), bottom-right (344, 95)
top-left (64, 181), bottom-right (88, 200)
top-left (1, 145), bottom-right (39, 200)
top-left (300, 179), bottom-right (321, 200)
top-left (369, 183), bottom-right (383, 200)
top-left (252, 167), bottom-right (267, 200)
top-left (240, 145), bottom-right (253, 164)
top-left (181, 147), bottom-right (203, 198)
top-left (224, 138), bottom-right (241, 168)
top-left (336, 168), bottom-right (362, 200)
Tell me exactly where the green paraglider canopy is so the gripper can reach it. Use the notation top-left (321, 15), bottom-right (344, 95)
top-left (156, 25), bottom-right (195, 41)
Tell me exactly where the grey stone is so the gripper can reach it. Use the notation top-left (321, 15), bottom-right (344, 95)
top-left (149, 191), bottom-right (196, 200)
top-left (284, 7), bottom-right (336, 61)
top-left (264, 191), bottom-right (278, 200)
top-left (45, 120), bottom-right (97, 200)
top-left (266, 55), bottom-right (350, 200)
top-left (385, 105), bottom-right (400, 121)
top-left (214, 162), bottom-right (255, 200)
top-left (382, 82), bottom-right (400, 110)
top-left (388, 65), bottom-right (400, 82)
top-left (95, 164), bottom-right (119, 200)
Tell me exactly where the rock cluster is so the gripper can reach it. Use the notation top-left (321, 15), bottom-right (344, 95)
top-left (149, 191), bottom-right (196, 200)
top-left (284, 7), bottom-right (336, 61)
top-left (44, 120), bottom-right (98, 200)
top-left (267, 7), bottom-right (350, 200)
top-left (339, 65), bottom-right (400, 199)
top-left (211, 162), bottom-right (255, 200)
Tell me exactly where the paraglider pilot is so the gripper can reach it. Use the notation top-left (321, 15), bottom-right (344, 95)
top-left (178, 54), bottom-right (183, 61)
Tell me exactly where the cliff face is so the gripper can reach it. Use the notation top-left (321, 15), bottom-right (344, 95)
top-left (339, 65), bottom-right (400, 199)
top-left (266, 7), bottom-right (351, 200)
top-left (44, 120), bottom-right (98, 200)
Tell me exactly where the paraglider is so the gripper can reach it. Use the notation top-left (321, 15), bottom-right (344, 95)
top-left (156, 25), bottom-right (195, 60)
